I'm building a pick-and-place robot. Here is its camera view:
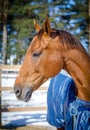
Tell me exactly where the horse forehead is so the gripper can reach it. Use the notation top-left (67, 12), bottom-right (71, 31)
top-left (30, 36), bottom-right (41, 50)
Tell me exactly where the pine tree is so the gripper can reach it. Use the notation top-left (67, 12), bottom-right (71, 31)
top-left (49, 0), bottom-right (89, 42)
top-left (0, 0), bottom-right (8, 64)
top-left (0, 0), bottom-right (89, 64)
top-left (6, 0), bottom-right (50, 64)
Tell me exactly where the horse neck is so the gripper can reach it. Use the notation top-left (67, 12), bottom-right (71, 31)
top-left (63, 49), bottom-right (90, 101)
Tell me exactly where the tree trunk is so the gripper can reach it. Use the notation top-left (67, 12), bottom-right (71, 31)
top-left (2, 23), bottom-right (7, 64)
top-left (2, 0), bottom-right (8, 64)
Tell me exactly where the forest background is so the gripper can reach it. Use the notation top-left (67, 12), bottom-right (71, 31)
top-left (0, 0), bottom-right (89, 64)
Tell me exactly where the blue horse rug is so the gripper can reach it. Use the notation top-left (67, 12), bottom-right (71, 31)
top-left (47, 73), bottom-right (90, 130)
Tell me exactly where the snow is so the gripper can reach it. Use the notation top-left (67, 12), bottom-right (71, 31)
top-left (2, 111), bottom-right (49, 127)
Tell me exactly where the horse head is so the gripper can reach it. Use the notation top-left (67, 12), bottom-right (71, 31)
top-left (14, 17), bottom-right (64, 102)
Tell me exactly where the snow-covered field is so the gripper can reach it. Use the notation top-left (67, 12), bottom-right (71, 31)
top-left (1, 70), bottom-right (50, 127)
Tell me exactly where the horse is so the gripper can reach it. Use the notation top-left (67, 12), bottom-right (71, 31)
top-left (14, 17), bottom-right (90, 130)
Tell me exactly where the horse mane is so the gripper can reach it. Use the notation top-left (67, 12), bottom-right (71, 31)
top-left (37, 28), bottom-right (86, 52)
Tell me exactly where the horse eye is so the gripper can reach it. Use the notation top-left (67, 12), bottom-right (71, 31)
top-left (32, 52), bottom-right (41, 57)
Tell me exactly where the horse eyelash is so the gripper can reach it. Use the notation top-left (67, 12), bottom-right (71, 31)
top-left (32, 52), bottom-right (42, 57)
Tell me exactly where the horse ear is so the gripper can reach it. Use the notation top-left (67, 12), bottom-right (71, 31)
top-left (34, 19), bottom-right (41, 32)
top-left (44, 17), bottom-right (51, 37)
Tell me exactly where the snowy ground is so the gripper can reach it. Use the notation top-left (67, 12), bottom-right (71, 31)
top-left (2, 111), bottom-right (48, 127)
top-left (1, 70), bottom-right (50, 127)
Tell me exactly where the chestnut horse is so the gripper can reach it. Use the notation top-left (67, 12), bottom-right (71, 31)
top-left (14, 17), bottom-right (90, 129)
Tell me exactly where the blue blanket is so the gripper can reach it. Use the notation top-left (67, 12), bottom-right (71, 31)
top-left (47, 73), bottom-right (90, 130)
top-left (66, 97), bottom-right (90, 130)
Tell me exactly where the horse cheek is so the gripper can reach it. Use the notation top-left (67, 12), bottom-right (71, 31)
top-left (48, 62), bottom-right (62, 77)
top-left (47, 54), bottom-right (64, 77)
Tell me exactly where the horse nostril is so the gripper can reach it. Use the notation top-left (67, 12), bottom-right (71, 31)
top-left (14, 88), bottom-right (22, 97)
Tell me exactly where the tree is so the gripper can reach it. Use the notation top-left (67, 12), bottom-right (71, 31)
top-left (5, 0), bottom-right (50, 64)
top-left (0, 0), bottom-right (8, 64)
top-left (49, 0), bottom-right (89, 42)
top-left (0, 0), bottom-right (89, 64)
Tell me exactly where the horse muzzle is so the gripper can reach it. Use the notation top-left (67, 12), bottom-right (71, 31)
top-left (14, 86), bottom-right (33, 102)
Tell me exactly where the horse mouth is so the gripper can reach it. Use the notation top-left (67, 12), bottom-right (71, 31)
top-left (23, 88), bottom-right (32, 102)
top-left (15, 86), bottom-right (33, 102)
